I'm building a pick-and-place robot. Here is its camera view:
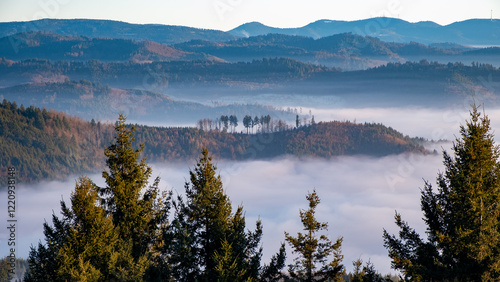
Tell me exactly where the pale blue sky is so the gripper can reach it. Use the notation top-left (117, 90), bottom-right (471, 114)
top-left (0, 0), bottom-right (498, 31)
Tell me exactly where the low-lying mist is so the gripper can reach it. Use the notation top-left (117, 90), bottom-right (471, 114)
top-left (5, 104), bottom-right (500, 275)
top-left (1, 148), bottom-right (449, 275)
top-left (305, 106), bottom-right (500, 141)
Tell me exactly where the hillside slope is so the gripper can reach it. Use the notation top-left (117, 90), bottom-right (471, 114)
top-left (0, 32), bottom-right (221, 62)
top-left (0, 100), bottom-right (426, 185)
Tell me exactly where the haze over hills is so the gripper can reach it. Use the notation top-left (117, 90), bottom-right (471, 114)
top-left (0, 79), bottom-right (296, 124)
top-left (173, 32), bottom-right (500, 70)
top-left (2, 31), bottom-right (499, 72)
top-left (3, 14), bottom-right (500, 279)
top-left (0, 18), bottom-right (498, 47)
top-left (0, 17), bottom-right (498, 130)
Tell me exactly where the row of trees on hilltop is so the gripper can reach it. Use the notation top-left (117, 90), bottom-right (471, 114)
top-left (198, 115), bottom-right (240, 132)
top-left (198, 111), bottom-right (318, 134)
top-left (198, 114), bottom-right (293, 133)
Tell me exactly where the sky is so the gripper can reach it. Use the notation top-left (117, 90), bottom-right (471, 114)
top-left (0, 0), bottom-right (498, 31)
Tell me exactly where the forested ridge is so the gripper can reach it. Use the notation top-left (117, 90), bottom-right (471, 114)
top-left (0, 99), bottom-right (114, 185)
top-left (0, 100), bottom-right (425, 185)
top-left (1, 58), bottom-right (496, 99)
top-left (2, 30), bottom-right (499, 72)
top-left (134, 120), bottom-right (425, 162)
top-left (0, 57), bottom-right (329, 89)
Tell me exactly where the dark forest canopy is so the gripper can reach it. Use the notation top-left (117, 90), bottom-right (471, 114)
top-left (0, 99), bottom-right (426, 185)
top-left (0, 57), bottom-right (331, 89)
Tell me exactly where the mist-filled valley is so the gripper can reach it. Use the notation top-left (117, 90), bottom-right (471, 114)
top-left (1, 16), bottom-right (500, 280)
top-left (1, 139), bottom-right (446, 275)
top-left (6, 103), bottom-right (500, 275)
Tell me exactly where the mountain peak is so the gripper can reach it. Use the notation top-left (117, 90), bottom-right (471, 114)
top-left (228, 21), bottom-right (278, 38)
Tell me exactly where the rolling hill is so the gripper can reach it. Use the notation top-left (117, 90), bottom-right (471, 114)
top-left (173, 32), bottom-right (479, 69)
top-left (0, 18), bottom-right (237, 45)
top-left (2, 58), bottom-right (498, 108)
top-left (0, 99), bottom-right (427, 185)
top-left (0, 32), bottom-right (222, 62)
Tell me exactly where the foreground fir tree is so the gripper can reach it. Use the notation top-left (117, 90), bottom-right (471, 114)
top-left (26, 114), bottom-right (168, 281)
top-left (285, 190), bottom-right (344, 282)
top-left (383, 106), bottom-right (500, 281)
top-left (100, 114), bottom-right (168, 279)
top-left (164, 148), bottom-right (285, 281)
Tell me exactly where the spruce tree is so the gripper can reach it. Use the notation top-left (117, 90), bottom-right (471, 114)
top-left (383, 106), bottom-right (500, 281)
top-left (99, 114), bottom-right (168, 276)
top-left (285, 190), bottom-right (344, 282)
top-left (164, 148), bottom-right (263, 281)
top-left (25, 213), bottom-right (69, 282)
top-left (260, 243), bottom-right (287, 282)
top-left (56, 176), bottom-right (118, 281)
top-left (26, 114), bottom-right (168, 281)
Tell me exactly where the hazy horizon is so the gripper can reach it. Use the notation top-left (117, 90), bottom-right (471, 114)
top-left (1, 0), bottom-right (498, 31)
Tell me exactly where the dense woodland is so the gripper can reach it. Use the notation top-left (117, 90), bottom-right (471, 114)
top-left (0, 99), bottom-right (425, 185)
top-left (0, 31), bottom-right (216, 62)
top-left (1, 57), bottom-right (497, 87)
top-left (172, 32), bottom-right (467, 63)
top-left (0, 99), bottom-right (114, 185)
top-left (0, 57), bottom-right (329, 89)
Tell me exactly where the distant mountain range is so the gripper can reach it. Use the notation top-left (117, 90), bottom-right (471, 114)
top-left (228, 18), bottom-right (500, 45)
top-left (0, 19), bottom-right (237, 45)
top-left (1, 18), bottom-right (499, 46)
